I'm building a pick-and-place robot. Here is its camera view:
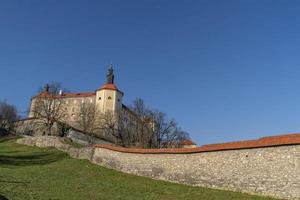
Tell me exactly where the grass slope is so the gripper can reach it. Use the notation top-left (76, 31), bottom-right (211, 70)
top-left (0, 138), bottom-right (277, 200)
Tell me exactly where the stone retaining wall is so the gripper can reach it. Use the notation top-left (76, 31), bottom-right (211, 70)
top-left (66, 129), bottom-right (112, 145)
top-left (17, 135), bottom-right (300, 199)
top-left (92, 144), bottom-right (300, 199)
top-left (17, 136), bottom-right (94, 160)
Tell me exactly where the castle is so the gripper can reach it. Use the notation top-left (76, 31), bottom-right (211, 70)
top-left (29, 64), bottom-right (136, 128)
top-left (26, 65), bottom-right (195, 148)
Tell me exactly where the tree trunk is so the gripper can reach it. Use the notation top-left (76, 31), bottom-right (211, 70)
top-left (47, 123), bottom-right (52, 136)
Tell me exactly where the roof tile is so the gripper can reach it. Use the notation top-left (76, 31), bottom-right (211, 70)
top-left (95, 133), bottom-right (300, 154)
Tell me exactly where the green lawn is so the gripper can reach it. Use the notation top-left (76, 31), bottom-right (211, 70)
top-left (0, 137), bottom-right (277, 200)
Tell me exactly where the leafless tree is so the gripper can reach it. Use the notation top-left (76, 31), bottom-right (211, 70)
top-left (76, 100), bottom-right (98, 133)
top-left (74, 101), bottom-right (132, 145)
top-left (129, 98), bottom-right (190, 148)
top-left (74, 97), bottom-right (190, 148)
top-left (129, 99), bottom-right (153, 147)
top-left (79, 110), bottom-right (135, 146)
top-left (31, 82), bottom-right (66, 135)
top-left (149, 111), bottom-right (190, 148)
top-left (0, 101), bottom-right (18, 131)
top-left (115, 111), bottom-right (142, 147)
top-left (93, 111), bottom-right (125, 145)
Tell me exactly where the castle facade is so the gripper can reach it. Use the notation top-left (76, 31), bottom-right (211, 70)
top-left (29, 65), bottom-right (136, 128)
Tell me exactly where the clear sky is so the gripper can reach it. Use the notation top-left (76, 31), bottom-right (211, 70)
top-left (1, 0), bottom-right (300, 145)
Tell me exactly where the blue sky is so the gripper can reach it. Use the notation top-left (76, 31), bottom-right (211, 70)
top-left (1, 0), bottom-right (300, 145)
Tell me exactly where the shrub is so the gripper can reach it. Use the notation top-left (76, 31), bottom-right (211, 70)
top-left (57, 122), bottom-right (71, 137)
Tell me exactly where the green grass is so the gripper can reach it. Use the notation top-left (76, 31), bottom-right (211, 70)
top-left (0, 138), bottom-right (277, 200)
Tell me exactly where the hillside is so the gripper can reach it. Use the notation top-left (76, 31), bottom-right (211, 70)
top-left (0, 137), bottom-right (277, 200)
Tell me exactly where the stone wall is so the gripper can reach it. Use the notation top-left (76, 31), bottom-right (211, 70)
top-left (14, 118), bottom-right (48, 136)
top-left (17, 134), bottom-right (300, 199)
top-left (65, 129), bottom-right (112, 145)
top-left (17, 136), bottom-right (94, 160)
top-left (14, 118), bottom-right (114, 144)
top-left (92, 144), bottom-right (300, 199)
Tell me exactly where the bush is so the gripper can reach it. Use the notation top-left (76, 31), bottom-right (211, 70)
top-left (0, 101), bottom-right (18, 132)
top-left (57, 122), bottom-right (71, 137)
top-left (0, 128), bottom-right (10, 136)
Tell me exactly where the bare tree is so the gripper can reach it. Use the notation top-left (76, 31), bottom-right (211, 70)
top-left (128, 98), bottom-right (190, 148)
top-left (30, 83), bottom-right (66, 135)
top-left (129, 99), bottom-right (153, 147)
top-left (94, 111), bottom-right (124, 145)
top-left (75, 98), bottom-right (190, 148)
top-left (76, 100), bottom-right (97, 133)
top-left (148, 111), bottom-right (190, 148)
top-left (0, 101), bottom-right (18, 131)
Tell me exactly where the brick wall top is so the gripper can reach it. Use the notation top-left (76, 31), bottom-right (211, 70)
top-left (94, 133), bottom-right (300, 154)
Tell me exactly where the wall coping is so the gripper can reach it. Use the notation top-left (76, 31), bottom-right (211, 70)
top-left (94, 133), bottom-right (300, 154)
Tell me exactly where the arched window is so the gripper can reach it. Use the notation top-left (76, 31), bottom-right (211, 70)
top-left (108, 96), bottom-right (112, 100)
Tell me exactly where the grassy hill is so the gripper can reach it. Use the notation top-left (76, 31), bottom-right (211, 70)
top-left (0, 137), bottom-right (277, 200)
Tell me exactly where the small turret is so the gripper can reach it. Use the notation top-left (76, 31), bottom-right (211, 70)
top-left (96, 64), bottom-right (123, 114)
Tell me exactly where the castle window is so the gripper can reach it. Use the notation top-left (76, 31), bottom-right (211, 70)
top-left (108, 96), bottom-right (112, 100)
top-left (98, 97), bottom-right (101, 100)
top-left (118, 99), bottom-right (120, 102)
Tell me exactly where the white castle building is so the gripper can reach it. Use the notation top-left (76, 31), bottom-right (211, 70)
top-left (26, 65), bottom-right (195, 147)
top-left (29, 65), bottom-right (136, 127)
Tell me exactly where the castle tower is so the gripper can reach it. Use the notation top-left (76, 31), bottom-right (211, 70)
top-left (95, 64), bottom-right (123, 114)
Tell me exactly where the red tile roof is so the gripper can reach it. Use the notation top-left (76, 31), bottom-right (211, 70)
top-left (97, 83), bottom-right (124, 95)
top-left (99, 83), bottom-right (118, 91)
top-left (60, 92), bottom-right (95, 98)
top-left (180, 139), bottom-right (196, 145)
top-left (95, 133), bottom-right (300, 154)
top-left (32, 83), bottom-right (123, 100)
top-left (32, 92), bottom-right (95, 99)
